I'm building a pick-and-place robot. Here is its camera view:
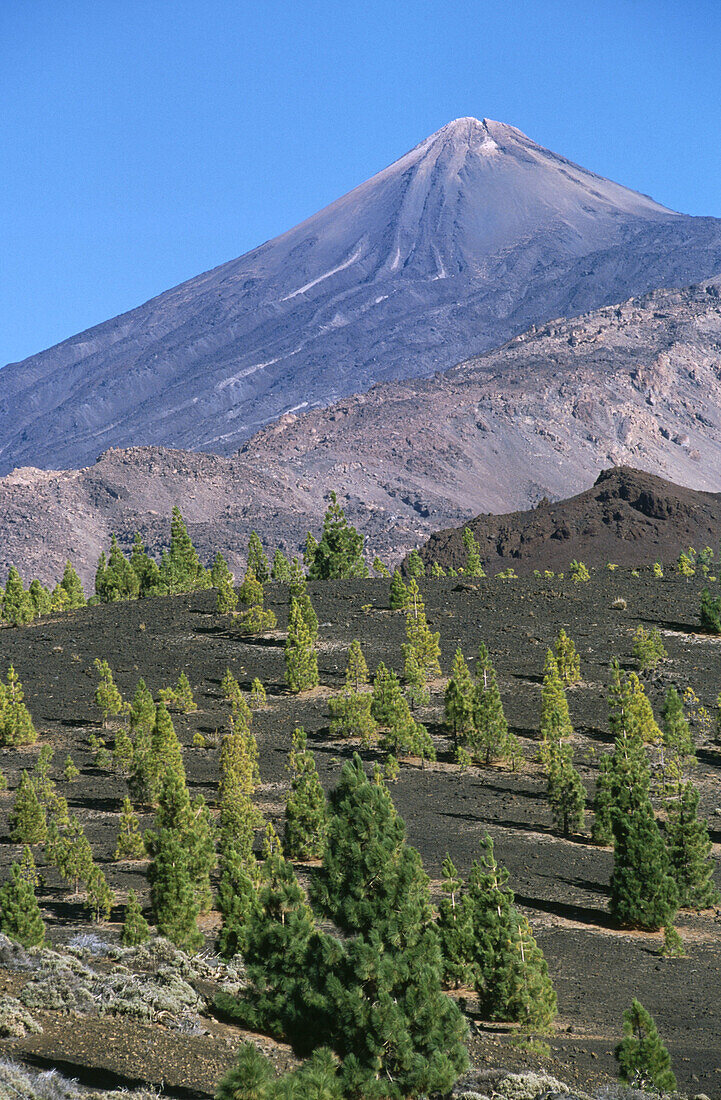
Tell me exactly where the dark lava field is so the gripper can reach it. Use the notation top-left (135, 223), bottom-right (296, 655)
top-left (1, 569), bottom-right (720, 1097)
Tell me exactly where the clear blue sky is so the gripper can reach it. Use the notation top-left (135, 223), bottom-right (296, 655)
top-left (2, 0), bottom-right (720, 365)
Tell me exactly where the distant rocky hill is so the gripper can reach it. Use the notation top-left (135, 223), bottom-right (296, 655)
top-left (414, 465), bottom-right (721, 575)
top-left (1, 279), bottom-right (721, 586)
top-left (4, 117), bottom-right (721, 473)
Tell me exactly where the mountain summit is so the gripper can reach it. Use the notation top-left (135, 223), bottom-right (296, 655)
top-left (3, 117), bottom-right (721, 473)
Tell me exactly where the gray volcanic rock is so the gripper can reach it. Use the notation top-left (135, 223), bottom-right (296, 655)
top-left (4, 117), bottom-right (721, 473)
top-left (1, 279), bottom-right (721, 586)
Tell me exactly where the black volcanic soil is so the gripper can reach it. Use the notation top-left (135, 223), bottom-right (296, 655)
top-left (1, 570), bottom-right (721, 1097)
top-left (418, 466), bottom-right (721, 576)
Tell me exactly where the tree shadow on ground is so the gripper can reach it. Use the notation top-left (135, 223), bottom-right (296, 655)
top-left (513, 890), bottom-right (616, 930)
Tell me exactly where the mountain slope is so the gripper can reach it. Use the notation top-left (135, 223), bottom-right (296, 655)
top-left (414, 465), bottom-right (721, 575)
top-left (4, 117), bottom-right (721, 473)
top-left (2, 278), bottom-right (721, 585)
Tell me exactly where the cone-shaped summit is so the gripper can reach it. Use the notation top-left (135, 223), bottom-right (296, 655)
top-left (3, 117), bottom-right (721, 473)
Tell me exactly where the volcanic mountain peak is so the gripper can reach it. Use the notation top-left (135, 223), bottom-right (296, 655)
top-left (2, 118), bottom-right (721, 473)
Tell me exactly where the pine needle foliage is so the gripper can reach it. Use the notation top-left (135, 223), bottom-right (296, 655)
top-left (308, 492), bottom-right (368, 579)
top-left (284, 727), bottom-right (327, 860)
top-left (555, 629), bottom-right (580, 684)
top-left (0, 860), bottom-right (45, 947)
top-left (615, 998), bottom-right (676, 1091)
top-left (665, 781), bottom-right (719, 908)
top-left (284, 597), bottom-right (319, 693)
top-left (121, 889), bottom-right (151, 946)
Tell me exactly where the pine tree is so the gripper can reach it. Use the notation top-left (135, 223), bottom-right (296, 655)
top-left (114, 796), bottom-right (146, 860)
top-left (215, 1041), bottom-right (275, 1100)
top-left (238, 567), bottom-right (277, 634)
top-left (60, 561), bottom-right (86, 608)
top-left (129, 532), bottom-right (163, 597)
top-left (539, 650), bottom-right (573, 761)
top-left (0, 666), bottom-right (37, 746)
top-left (160, 506), bottom-right (209, 593)
top-left (345, 639), bottom-right (368, 691)
top-left (3, 566), bottom-right (34, 625)
top-left (304, 530), bottom-right (319, 571)
top-left (444, 648), bottom-right (475, 747)
top-left (94, 658), bottom-right (123, 728)
top-left (406, 548), bottom-right (426, 577)
top-left (609, 738), bottom-right (678, 930)
top-left (148, 821), bottom-right (202, 951)
top-left (372, 556), bottom-right (391, 578)
top-left (129, 678), bottom-right (155, 736)
top-left (218, 718), bottom-right (261, 857)
top-left (284, 598), bottom-right (319, 693)
top-left (312, 755), bottom-right (468, 1095)
top-left (121, 889), bottom-right (151, 946)
top-left (308, 492), bottom-right (368, 579)
top-left (555, 628), bottom-right (581, 684)
top-left (591, 753), bottom-right (614, 845)
top-left (113, 725), bottom-right (134, 774)
top-left (462, 527), bottom-right (486, 577)
top-left (403, 643), bottom-right (430, 709)
top-left (9, 772), bottom-right (47, 844)
top-left (46, 814), bottom-right (94, 895)
top-left (547, 743), bottom-right (586, 836)
top-left (665, 781), bottom-right (719, 908)
top-left (284, 727), bottom-right (327, 860)
top-left (389, 568), bottom-right (409, 610)
top-left (85, 864), bottom-right (114, 922)
top-left (249, 678), bottom-right (267, 708)
top-left (328, 689), bottom-right (377, 745)
top-left (28, 578), bottom-right (52, 617)
top-left (271, 548), bottom-right (292, 582)
top-left (468, 835), bottom-right (556, 1028)
top-left (370, 662), bottom-right (405, 727)
top-left (661, 686), bottom-right (695, 784)
top-left (217, 842), bottom-right (260, 958)
top-left (216, 576), bottom-right (238, 615)
top-left (289, 559), bottom-right (318, 640)
top-left (211, 551), bottom-right (234, 588)
top-left (632, 625), bottom-right (667, 672)
top-left (247, 531), bottom-right (270, 583)
top-left (470, 667), bottom-right (515, 766)
top-left (174, 671), bottom-right (196, 712)
top-left (31, 745), bottom-right (55, 807)
top-left (437, 854), bottom-right (475, 988)
top-left (615, 998), bottom-right (676, 1091)
top-left (404, 582), bottom-right (441, 676)
top-left (0, 860), bottom-right (45, 947)
top-left (96, 535), bottom-right (141, 602)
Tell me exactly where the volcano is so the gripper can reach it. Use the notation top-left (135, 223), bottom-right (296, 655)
top-left (4, 116), bottom-right (721, 473)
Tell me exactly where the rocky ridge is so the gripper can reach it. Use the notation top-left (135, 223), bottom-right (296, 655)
top-left (1, 279), bottom-right (721, 584)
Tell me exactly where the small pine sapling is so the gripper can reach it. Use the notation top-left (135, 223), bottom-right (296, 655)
top-left (284, 727), bottom-right (328, 861)
top-left (632, 625), bottom-right (668, 673)
top-left (665, 781), bottom-right (719, 908)
top-left (271, 548), bottom-right (292, 582)
top-left (9, 772), bottom-right (47, 844)
top-left (0, 666), bottom-right (37, 746)
top-left (389, 569), bottom-right (409, 610)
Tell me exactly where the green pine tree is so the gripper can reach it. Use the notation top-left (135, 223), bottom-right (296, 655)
top-left (661, 686), bottom-right (695, 784)
top-left (148, 821), bottom-right (202, 950)
top-left (3, 566), bottom-right (34, 625)
top-left (94, 658), bottom-right (124, 728)
top-left (9, 771), bottom-right (47, 844)
top-left (462, 527), bottom-right (486, 577)
top-left (249, 678), bottom-right (267, 708)
top-left (547, 743), bottom-right (586, 836)
top-left (0, 666), bottom-right (37, 746)
top-left (211, 551), bottom-right (234, 588)
top-left (129, 532), bottom-right (163, 597)
top-left (60, 560), bottom-right (86, 608)
top-left (615, 998), bottom-right (676, 1091)
top-left (216, 575), bottom-right (238, 615)
top-left (665, 781), bottom-right (719, 908)
top-left (0, 860), bottom-right (45, 947)
top-left (539, 650), bottom-right (573, 762)
top-left (470, 666), bottom-right (515, 766)
top-left (437, 854), bottom-right (475, 988)
top-left (247, 531), bottom-right (270, 583)
top-left (121, 888), bottom-right (151, 945)
top-left (28, 578), bottom-right (52, 617)
top-left (284, 727), bottom-right (327, 860)
top-left (215, 1040), bottom-right (275, 1100)
top-left (284, 597), bottom-right (319, 693)
top-left (62, 755), bottom-right (80, 783)
top-left (403, 643), bottom-right (430, 709)
top-left (389, 568), bottom-right (409, 610)
top-left (328, 689), bottom-right (377, 745)
top-left (114, 796), bottom-right (146, 860)
top-left (555, 628), bottom-right (581, 684)
top-left (96, 535), bottom-right (141, 602)
top-left (444, 648), bottom-right (475, 748)
top-left (345, 639), bottom-right (369, 691)
top-left (308, 492), bottom-right (368, 579)
top-left (271, 548), bottom-right (292, 582)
